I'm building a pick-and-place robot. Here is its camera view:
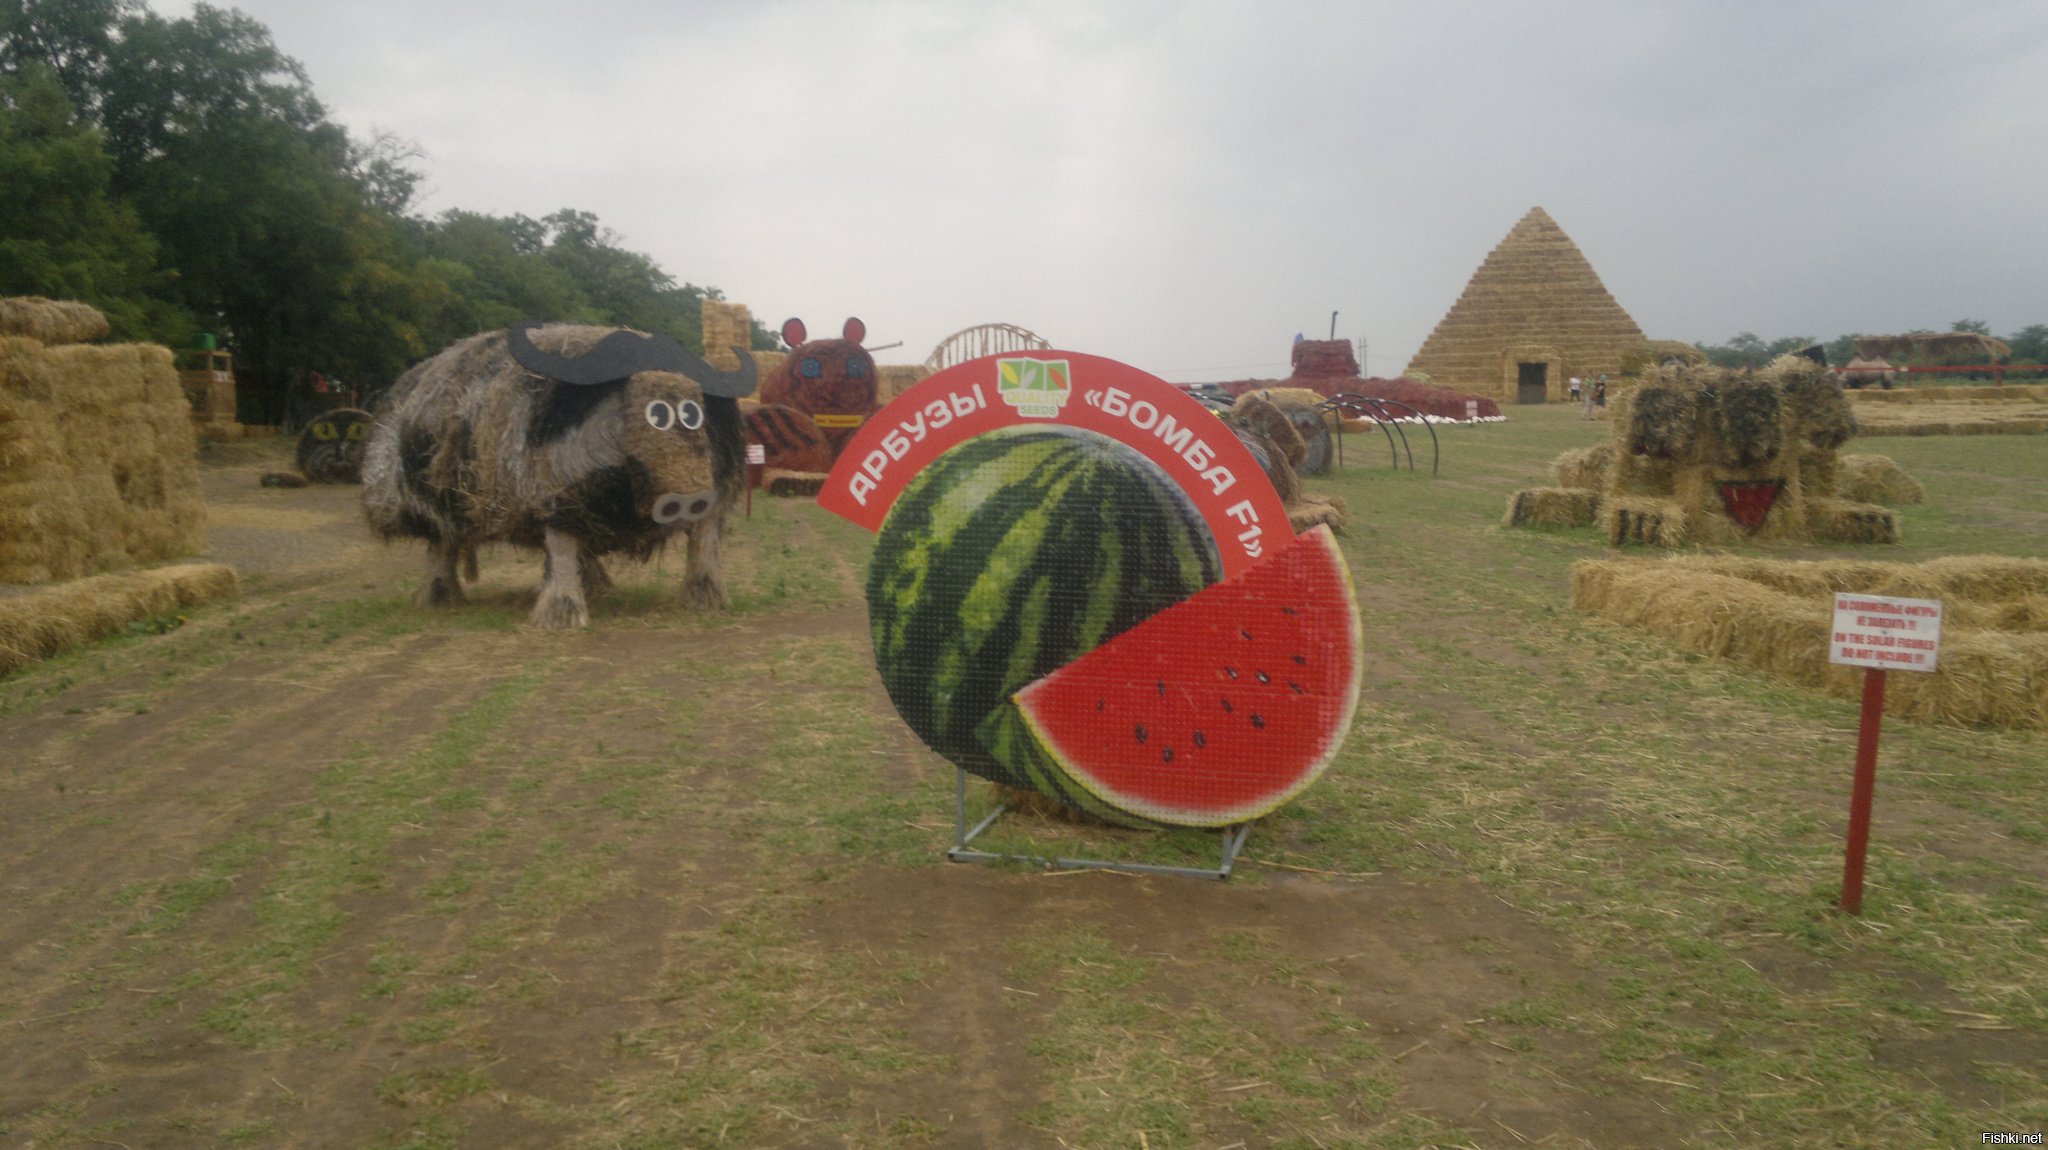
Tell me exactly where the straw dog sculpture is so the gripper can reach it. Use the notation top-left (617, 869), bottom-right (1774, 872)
top-left (362, 324), bottom-right (756, 627)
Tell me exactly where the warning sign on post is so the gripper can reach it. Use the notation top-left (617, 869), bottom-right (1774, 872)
top-left (1829, 594), bottom-right (1942, 672)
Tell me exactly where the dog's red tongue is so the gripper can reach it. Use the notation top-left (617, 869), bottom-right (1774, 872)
top-left (1718, 480), bottom-right (1784, 530)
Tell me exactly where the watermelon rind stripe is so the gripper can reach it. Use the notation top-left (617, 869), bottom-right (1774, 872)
top-left (867, 426), bottom-right (1222, 795)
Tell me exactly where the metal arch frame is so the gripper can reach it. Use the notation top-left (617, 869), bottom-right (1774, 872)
top-left (946, 769), bottom-right (1250, 880)
top-left (1318, 394), bottom-right (1441, 476)
top-left (922, 323), bottom-right (1054, 372)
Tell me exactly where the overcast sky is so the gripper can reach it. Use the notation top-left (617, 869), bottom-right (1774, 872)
top-left (159, 0), bottom-right (2048, 380)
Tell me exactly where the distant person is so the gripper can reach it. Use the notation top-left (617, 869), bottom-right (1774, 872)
top-left (1582, 377), bottom-right (1598, 420)
top-left (1595, 377), bottom-right (1608, 410)
top-left (1569, 376), bottom-right (1582, 402)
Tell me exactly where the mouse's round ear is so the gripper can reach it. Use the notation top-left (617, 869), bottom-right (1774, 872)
top-left (842, 317), bottom-right (866, 345)
top-left (781, 318), bottom-right (807, 348)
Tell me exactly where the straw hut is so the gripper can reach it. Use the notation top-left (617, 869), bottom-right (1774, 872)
top-left (1406, 207), bottom-right (1645, 405)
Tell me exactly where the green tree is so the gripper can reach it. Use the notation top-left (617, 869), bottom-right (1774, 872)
top-left (1696, 332), bottom-right (1817, 370)
top-left (0, 62), bottom-right (185, 340)
top-left (1950, 318), bottom-right (1991, 335)
top-left (2005, 324), bottom-right (2048, 366)
top-left (0, 0), bottom-right (140, 115)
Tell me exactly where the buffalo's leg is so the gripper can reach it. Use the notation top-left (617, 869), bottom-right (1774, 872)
top-left (531, 526), bottom-right (591, 628)
top-left (578, 550), bottom-right (613, 594)
top-left (416, 534), bottom-right (466, 607)
top-left (679, 515), bottom-right (729, 609)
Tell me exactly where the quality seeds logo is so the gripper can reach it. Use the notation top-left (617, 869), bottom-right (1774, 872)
top-left (996, 357), bottom-right (1072, 418)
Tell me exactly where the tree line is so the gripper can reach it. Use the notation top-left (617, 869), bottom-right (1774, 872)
top-left (1, 0), bottom-right (771, 424)
top-left (1696, 321), bottom-right (2048, 373)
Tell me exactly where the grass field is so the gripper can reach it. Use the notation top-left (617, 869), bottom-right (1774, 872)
top-left (1, 406), bottom-right (2042, 1149)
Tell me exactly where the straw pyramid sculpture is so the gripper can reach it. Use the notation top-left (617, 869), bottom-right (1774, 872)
top-left (1406, 207), bottom-right (1645, 403)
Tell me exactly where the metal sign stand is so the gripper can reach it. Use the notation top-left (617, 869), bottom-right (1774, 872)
top-left (945, 769), bottom-right (1251, 881)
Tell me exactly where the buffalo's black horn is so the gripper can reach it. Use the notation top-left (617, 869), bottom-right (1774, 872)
top-left (505, 323), bottom-right (758, 398)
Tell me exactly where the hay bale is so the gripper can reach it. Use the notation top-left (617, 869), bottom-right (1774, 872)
top-left (764, 468), bottom-right (826, 497)
top-left (1571, 556), bottom-right (2048, 729)
top-left (1806, 498), bottom-right (1899, 545)
top-left (0, 297), bottom-right (110, 346)
top-left (1603, 495), bottom-right (1686, 547)
top-left (1711, 377), bottom-right (1783, 469)
top-left (1230, 394), bottom-right (1308, 470)
top-left (0, 563), bottom-right (237, 676)
top-left (876, 364), bottom-right (930, 403)
top-left (1769, 355), bottom-right (1857, 448)
top-left (0, 335), bottom-right (205, 583)
top-left (1505, 487), bottom-right (1600, 528)
top-left (1621, 378), bottom-right (1698, 459)
top-left (1241, 387), bottom-right (1327, 411)
top-left (1287, 494), bottom-right (1348, 534)
top-left (1550, 444), bottom-right (1612, 490)
top-left (1836, 454), bottom-right (1924, 505)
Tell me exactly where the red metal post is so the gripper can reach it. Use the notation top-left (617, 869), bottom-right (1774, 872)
top-left (1840, 667), bottom-right (1887, 914)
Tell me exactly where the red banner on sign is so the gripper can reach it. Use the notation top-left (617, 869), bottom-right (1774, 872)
top-left (818, 352), bottom-right (1289, 579)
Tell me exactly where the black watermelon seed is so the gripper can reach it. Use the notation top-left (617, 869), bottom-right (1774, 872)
top-left (1255, 670), bottom-right (1270, 684)
top-left (1220, 697), bottom-right (1234, 713)
top-left (1096, 697), bottom-right (1106, 712)
top-left (1281, 606), bottom-right (1297, 615)
top-left (1157, 679), bottom-right (1166, 696)
top-left (1162, 747), bottom-right (1175, 764)
top-left (1289, 681), bottom-right (1305, 694)
top-left (1193, 730), bottom-right (1206, 747)
top-left (1239, 628), bottom-right (1253, 641)
top-left (1250, 713), bottom-right (1266, 729)
top-left (1292, 654), bottom-right (1308, 665)
top-left (1224, 666), bottom-right (1239, 680)
top-left (1134, 724), bottom-right (1148, 744)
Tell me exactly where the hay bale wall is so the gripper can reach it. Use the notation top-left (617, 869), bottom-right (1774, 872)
top-left (0, 563), bottom-right (236, 676)
top-left (1573, 555), bottom-right (2048, 729)
top-left (0, 325), bottom-right (206, 583)
top-left (0, 297), bottom-right (112, 346)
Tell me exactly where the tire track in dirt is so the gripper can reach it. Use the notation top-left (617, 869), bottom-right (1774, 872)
top-left (0, 633), bottom-right (535, 1068)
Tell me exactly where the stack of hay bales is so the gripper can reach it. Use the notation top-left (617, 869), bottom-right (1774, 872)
top-left (0, 564), bottom-right (237, 676)
top-left (1573, 555), bottom-right (2048, 729)
top-left (1, 297), bottom-right (206, 583)
top-left (1506, 355), bottom-right (1905, 547)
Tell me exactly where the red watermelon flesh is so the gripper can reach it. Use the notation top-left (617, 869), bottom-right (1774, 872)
top-left (1012, 525), bottom-right (1363, 827)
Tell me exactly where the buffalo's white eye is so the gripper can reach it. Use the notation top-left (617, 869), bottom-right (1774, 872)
top-left (645, 400), bottom-right (676, 430)
top-left (676, 400), bottom-right (704, 430)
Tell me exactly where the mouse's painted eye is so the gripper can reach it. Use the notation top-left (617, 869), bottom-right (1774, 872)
top-left (846, 359), bottom-right (868, 379)
top-left (645, 400), bottom-right (676, 430)
top-left (676, 400), bottom-right (704, 430)
top-left (800, 357), bottom-right (822, 379)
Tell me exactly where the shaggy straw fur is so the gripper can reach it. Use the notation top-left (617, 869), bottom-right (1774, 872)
top-left (0, 297), bottom-right (111, 346)
top-left (1573, 555), bottom-right (2048, 729)
top-left (0, 564), bottom-right (236, 676)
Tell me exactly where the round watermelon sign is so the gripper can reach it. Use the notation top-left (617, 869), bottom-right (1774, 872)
top-left (821, 352), bottom-right (1362, 828)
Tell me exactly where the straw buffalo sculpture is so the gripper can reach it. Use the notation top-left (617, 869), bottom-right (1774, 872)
top-left (361, 323), bottom-right (756, 627)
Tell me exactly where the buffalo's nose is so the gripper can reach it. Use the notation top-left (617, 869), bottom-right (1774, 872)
top-left (652, 491), bottom-right (716, 525)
